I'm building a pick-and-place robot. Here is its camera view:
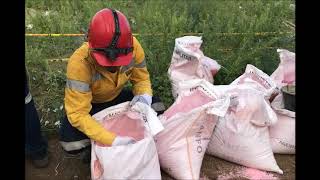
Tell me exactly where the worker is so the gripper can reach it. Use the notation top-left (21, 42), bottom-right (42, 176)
top-left (59, 8), bottom-right (165, 163)
top-left (25, 69), bottom-right (49, 168)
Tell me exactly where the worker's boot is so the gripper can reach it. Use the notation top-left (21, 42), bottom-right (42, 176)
top-left (30, 151), bottom-right (49, 168)
top-left (80, 146), bottom-right (91, 164)
top-left (63, 145), bottom-right (91, 164)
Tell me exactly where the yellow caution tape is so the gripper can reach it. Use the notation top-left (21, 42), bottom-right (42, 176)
top-left (47, 46), bottom-right (294, 62)
top-left (26, 31), bottom-right (293, 37)
top-left (25, 33), bottom-right (84, 37)
top-left (48, 58), bottom-right (69, 62)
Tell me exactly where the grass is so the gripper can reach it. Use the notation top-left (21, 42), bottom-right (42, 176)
top-left (25, 0), bottom-right (295, 131)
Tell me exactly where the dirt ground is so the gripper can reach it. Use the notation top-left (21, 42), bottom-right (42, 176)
top-left (25, 135), bottom-right (295, 180)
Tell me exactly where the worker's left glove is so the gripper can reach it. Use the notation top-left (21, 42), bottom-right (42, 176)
top-left (130, 94), bottom-right (152, 106)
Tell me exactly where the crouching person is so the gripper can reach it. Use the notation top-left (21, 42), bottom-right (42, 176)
top-left (59, 8), bottom-right (165, 163)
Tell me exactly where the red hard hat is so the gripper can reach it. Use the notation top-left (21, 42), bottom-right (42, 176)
top-left (88, 8), bottom-right (133, 66)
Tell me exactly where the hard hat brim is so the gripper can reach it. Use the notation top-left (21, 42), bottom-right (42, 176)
top-left (91, 51), bottom-right (133, 67)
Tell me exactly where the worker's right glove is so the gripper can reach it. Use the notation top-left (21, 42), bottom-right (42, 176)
top-left (112, 136), bottom-right (136, 146)
top-left (130, 94), bottom-right (152, 107)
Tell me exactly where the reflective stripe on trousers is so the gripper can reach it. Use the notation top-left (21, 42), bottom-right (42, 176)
top-left (60, 139), bottom-right (91, 151)
top-left (25, 92), bottom-right (32, 104)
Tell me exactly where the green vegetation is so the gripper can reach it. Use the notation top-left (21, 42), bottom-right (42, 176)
top-left (25, 0), bottom-right (295, 131)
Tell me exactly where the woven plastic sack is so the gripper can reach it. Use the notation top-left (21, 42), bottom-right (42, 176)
top-left (269, 93), bottom-right (295, 154)
top-left (91, 102), bottom-right (163, 180)
top-left (206, 85), bottom-right (283, 174)
top-left (168, 36), bottom-right (220, 98)
top-left (271, 49), bottom-right (295, 88)
top-left (156, 80), bottom-right (230, 179)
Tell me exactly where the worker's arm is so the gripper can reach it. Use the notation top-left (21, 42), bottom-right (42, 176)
top-left (64, 54), bottom-right (116, 145)
top-left (129, 37), bottom-right (153, 96)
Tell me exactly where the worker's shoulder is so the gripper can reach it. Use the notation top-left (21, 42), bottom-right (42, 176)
top-left (67, 42), bottom-right (93, 82)
top-left (69, 42), bottom-right (90, 61)
top-left (132, 36), bottom-right (145, 63)
top-left (68, 42), bottom-right (91, 68)
top-left (132, 36), bottom-right (142, 50)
